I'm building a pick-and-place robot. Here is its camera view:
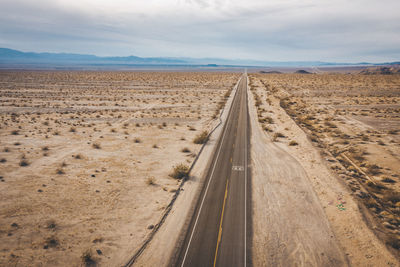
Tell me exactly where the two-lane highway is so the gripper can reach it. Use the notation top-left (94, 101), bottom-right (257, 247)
top-left (176, 73), bottom-right (251, 267)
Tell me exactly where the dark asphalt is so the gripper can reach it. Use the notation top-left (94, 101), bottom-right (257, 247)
top-left (176, 73), bottom-right (251, 267)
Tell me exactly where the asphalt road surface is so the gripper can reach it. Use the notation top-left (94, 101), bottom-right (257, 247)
top-left (176, 73), bottom-right (251, 267)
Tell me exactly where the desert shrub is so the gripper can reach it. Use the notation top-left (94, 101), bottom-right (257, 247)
top-left (264, 126), bottom-right (272, 132)
top-left (46, 220), bottom-right (57, 229)
top-left (56, 168), bottom-right (65, 175)
top-left (0, 158), bottom-right (6, 163)
top-left (134, 138), bottom-right (141, 143)
top-left (92, 142), bottom-right (101, 149)
top-left (383, 191), bottom-right (400, 204)
top-left (387, 236), bottom-right (400, 250)
top-left (146, 177), bottom-right (156, 185)
top-left (69, 127), bottom-right (76, 133)
top-left (324, 121), bottom-right (337, 128)
top-left (42, 146), bottom-right (49, 151)
top-left (381, 177), bottom-right (396, 183)
top-left (181, 147), bottom-right (190, 153)
top-left (81, 249), bottom-right (96, 266)
top-left (44, 237), bottom-right (59, 248)
top-left (170, 163), bottom-right (189, 179)
top-left (367, 164), bottom-right (381, 175)
top-left (193, 131), bottom-right (209, 144)
top-left (377, 140), bottom-right (385, 146)
top-left (366, 181), bottom-right (386, 191)
top-left (349, 149), bottom-right (366, 162)
top-left (265, 116), bottom-right (274, 124)
top-left (279, 98), bottom-right (289, 109)
top-left (11, 130), bottom-right (19, 135)
top-left (364, 197), bottom-right (379, 209)
top-left (309, 135), bottom-right (318, 142)
top-left (19, 159), bottom-right (29, 167)
top-left (289, 140), bottom-right (298, 146)
top-left (361, 135), bottom-right (369, 141)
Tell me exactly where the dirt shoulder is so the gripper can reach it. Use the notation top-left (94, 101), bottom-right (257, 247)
top-left (248, 76), bottom-right (347, 266)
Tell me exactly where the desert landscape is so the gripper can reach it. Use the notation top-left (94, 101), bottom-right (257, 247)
top-left (0, 71), bottom-right (240, 266)
top-left (1, 69), bottom-right (399, 267)
top-left (249, 71), bottom-right (400, 265)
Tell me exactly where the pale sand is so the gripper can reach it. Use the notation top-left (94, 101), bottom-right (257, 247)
top-left (134, 75), bottom-right (241, 266)
top-left (249, 75), bottom-right (399, 266)
top-left (0, 71), bottom-right (240, 266)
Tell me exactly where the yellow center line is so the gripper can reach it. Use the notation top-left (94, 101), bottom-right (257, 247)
top-left (213, 179), bottom-right (229, 267)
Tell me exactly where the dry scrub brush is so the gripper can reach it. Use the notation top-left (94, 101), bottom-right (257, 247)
top-left (193, 130), bottom-right (209, 144)
top-left (169, 163), bottom-right (189, 179)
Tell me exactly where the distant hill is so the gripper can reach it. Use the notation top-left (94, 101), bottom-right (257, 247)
top-left (0, 48), bottom-right (186, 65)
top-left (1, 48), bottom-right (400, 69)
top-left (295, 69), bottom-right (313, 74)
top-left (359, 66), bottom-right (400, 75)
top-left (259, 71), bottom-right (282, 74)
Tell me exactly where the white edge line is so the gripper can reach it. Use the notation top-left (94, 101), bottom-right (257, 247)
top-left (244, 73), bottom-right (247, 267)
top-left (180, 76), bottom-right (242, 267)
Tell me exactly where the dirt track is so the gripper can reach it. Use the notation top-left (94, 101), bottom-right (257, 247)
top-left (248, 82), bottom-right (347, 266)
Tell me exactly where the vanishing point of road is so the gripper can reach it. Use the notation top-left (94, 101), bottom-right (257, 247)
top-left (176, 73), bottom-right (251, 267)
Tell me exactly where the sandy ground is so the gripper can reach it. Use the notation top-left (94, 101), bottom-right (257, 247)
top-left (249, 74), bottom-right (399, 266)
top-left (248, 77), bottom-right (346, 266)
top-left (258, 73), bottom-right (400, 256)
top-left (0, 71), bottom-right (240, 266)
top-left (134, 76), bottom-right (241, 266)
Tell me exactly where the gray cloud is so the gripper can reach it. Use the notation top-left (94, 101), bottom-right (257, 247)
top-left (0, 0), bottom-right (399, 62)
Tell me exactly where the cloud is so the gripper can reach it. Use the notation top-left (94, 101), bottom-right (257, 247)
top-left (0, 0), bottom-right (399, 62)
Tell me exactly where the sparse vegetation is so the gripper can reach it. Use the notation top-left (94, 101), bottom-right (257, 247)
top-left (272, 132), bottom-right (285, 141)
top-left (193, 130), bottom-right (209, 144)
top-left (19, 159), bottom-right (29, 167)
top-left (81, 249), bottom-right (96, 266)
top-left (56, 168), bottom-right (65, 175)
top-left (170, 163), bottom-right (190, 179)
top-left (181, 147), bottom-right (191, 153)
top-left (92, 142), bottom-right (101, 149)
top-left (289, 140), bottom-right (298, 146)
top-left (146, 177), bottom-right (156, 185)
top-left (254, 72), bottom-right (400, 253)
top-left (0, 71), bottom-right (241, 266)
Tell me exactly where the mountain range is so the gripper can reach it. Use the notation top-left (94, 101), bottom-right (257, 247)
top-left (0, 48), bottom-right (399, 69)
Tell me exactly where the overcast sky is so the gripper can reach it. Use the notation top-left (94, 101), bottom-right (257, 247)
top-left (0, 0), bottom-right (399, 62)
